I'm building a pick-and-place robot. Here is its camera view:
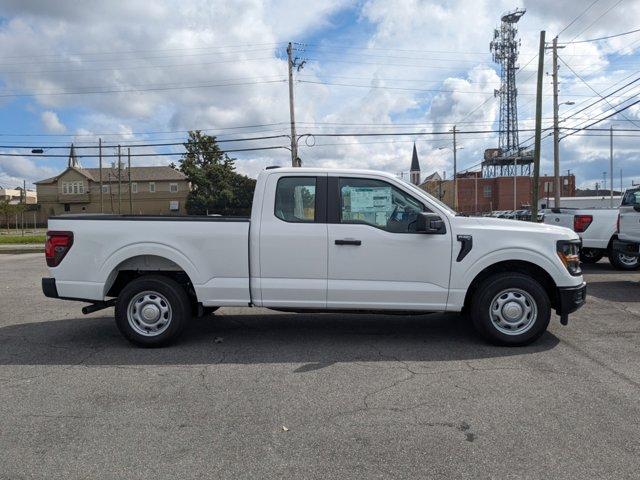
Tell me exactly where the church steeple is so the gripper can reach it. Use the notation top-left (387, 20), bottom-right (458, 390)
top-left (410, 143), bottom-right (420, 185)
top-left (68, 143), bottom-right (80, 168)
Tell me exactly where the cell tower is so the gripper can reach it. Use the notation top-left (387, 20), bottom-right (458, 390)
top-left (483, 8), bottom-right (532, 178)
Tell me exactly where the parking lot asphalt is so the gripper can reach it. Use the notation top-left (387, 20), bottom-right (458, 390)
top-left (1, 254), bottom-right (639, 479)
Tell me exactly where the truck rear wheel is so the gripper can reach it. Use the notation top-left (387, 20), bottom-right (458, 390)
top-left (470, 273), bottom-right (551, 346)
top-left (608, 248), bottom-right (640, 270)
top-left (115, 275), bottom-right (192, 347)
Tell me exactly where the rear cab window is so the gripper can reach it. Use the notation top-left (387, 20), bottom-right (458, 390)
top-left (274, 177), bottom-right (317, 223)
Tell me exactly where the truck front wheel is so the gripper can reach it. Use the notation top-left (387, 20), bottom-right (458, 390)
top-left (470, 273), bottom-right (551, 346)
top-left (608, 248), bottom-right (640, 270)
top-left (115, 275), bottom-right (192, 347)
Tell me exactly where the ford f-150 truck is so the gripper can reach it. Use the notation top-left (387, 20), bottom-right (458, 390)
top-left (613, 186), bottom-right (640, 258)
top-left (544, 206), bottom-right (638, 270)
top-left (42, 167), bottom-right (586, 347)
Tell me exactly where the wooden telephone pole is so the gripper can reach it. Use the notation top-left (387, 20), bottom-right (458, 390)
top-left (531, 30), bottom-right (546, 222)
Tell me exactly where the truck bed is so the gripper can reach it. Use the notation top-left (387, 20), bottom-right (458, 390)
top-left (47, 214), bottom-right (251, 305)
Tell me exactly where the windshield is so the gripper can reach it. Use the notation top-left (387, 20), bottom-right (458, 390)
top-left (622, 188), bottom-right (640, 206)
top-left (401, 180), bottom-right (457, 216)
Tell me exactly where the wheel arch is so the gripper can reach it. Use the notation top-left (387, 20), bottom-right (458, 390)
top-left (463, 260), bottom-right (559, 312)
top-left (102, 252), bottom-right (198, 299)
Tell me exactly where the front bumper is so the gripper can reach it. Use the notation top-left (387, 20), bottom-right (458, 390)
top-left (556, 282), bottom-right (587, 324)
top-left (612, 239), bottom-right (640, 257)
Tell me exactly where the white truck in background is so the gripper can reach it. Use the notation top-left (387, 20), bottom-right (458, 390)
top-left (613, 187), bottom-right (640, 258)
top-left (42, 167), bottom-right (586, 347)
top-left (544, 203), bottom-right (640, 270)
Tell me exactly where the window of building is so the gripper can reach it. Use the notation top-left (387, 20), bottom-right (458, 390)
top-left (483, 185), bottom-right (492, 198)
top-left (64, 203), bottom-right (70, 212)
top-left (274, 177), bottom-right (316, 223)
top-left (102, 184), bottom-right (109, 193)
top-left (131, 182), bottom-right (138, 194)
top-left (169, 183), bottom-right (178, 193)
top-left (62, 181), bottom-right (84, 194)
top-left (339, 178), bottom-right (424, 233)
top-left (149, 182), bottom-right (156, 193)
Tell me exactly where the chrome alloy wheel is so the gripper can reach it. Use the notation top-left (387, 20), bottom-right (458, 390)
top-left (127, 291), bottom-right (172, 337)
top-left (489, 288), bottom-right (538, 336)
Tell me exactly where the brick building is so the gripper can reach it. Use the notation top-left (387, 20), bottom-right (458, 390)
top-left (420, 172), bottom-right (575, 214)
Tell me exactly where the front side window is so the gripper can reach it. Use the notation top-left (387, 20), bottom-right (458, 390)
top-left (339, 178), bottom-right (423, 233)
top-left (274, 177), bottom-right (316, 223)
top-left (622, 188), bottom-right (640, 205)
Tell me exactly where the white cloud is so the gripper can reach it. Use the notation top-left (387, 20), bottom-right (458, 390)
top-left (40, 111), bottom-right (66, 133)
top-left (0, 0), bottom-right (638, 186)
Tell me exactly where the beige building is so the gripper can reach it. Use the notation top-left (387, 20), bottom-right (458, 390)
top-left (1, 187), bottom-right (37, 204)
top-left (35, 147), bottom-right (190, 222)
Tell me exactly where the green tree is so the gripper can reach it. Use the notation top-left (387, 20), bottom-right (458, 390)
top-left (0, 199), bottom-right (12, 231)
top-left (176, 131), bottom-right (256, 216)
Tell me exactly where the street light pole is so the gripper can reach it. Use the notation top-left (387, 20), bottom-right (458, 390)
top-left (610, 125), bottom-right (614, 207)
top-left (452, 125), bottom-right (458, 210)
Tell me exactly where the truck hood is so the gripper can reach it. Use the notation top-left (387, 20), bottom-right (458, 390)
top-left (453, 216), bottom-right (579, 241)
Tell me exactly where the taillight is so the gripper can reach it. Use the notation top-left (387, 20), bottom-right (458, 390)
top-left (45, 231), bottom-right (73, 267)
top-left (573, 215), bottom-right (593, 233)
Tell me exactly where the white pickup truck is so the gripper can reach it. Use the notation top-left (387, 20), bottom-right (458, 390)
top-left (613, 187), bottom-right (640, 258)
top-left (43, 167), bottom-right (586, 347)
top-left (544, 205), bottom-right (639, 270)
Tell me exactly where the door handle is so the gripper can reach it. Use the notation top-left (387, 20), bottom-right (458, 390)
top-left (335, 239), bottom-right (361, 246)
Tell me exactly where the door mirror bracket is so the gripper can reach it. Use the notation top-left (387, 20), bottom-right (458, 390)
top-left (416, 212), bottom-right (446, 234)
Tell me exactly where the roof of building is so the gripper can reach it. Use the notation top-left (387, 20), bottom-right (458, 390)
top-left (410, 143), bottom-right (420, 172)
top-left (35, 166), bottom-right (187, 185)
top-left (420, 171), bottom-right (442, 183)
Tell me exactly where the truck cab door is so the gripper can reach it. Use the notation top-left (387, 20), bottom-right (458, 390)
top-left (326, 175), bottom-right (452, 311)
top-left (619, 188), bottom-right (640, 243)
top-left (256, 173), bottom-right (328, 308)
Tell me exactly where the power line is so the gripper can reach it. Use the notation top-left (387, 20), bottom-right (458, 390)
top-left (558, 55), bottom-right (640, 128)
top-left (0, 79), bottom-right (286, 98)
top-left (562, 26), bottom-right (640, 44)
top-left (0, 146), bottom-right (288, 158)
top-left (556, 0), bottom-right (602, 36)
top-left (560, 97), bottom-right (640, 140)
top-left (566, 0), bottom-right (626, 43)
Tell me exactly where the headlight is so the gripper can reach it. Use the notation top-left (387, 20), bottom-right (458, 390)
top-left (557, 240), bottom-right (582, 276)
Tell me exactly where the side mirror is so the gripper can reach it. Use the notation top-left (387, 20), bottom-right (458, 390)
top-left (416, 212), bottom-right (446, 234)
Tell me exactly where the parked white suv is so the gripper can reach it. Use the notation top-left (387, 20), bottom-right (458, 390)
top-left (42, 167), bottom-right (586, 347)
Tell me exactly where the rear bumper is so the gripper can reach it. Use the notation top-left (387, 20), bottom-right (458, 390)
top-left (612, 239), bottom-right (640, 257)
top-left (42, 277), bottom-right (59, 298)
top-left (556, 282), bottom-right (587, 317)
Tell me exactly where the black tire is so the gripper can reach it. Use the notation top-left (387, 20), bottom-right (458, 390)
top-left (579, 248), bottom-right (604, 264)
top-left (608, 247), bottom-right (640, 270)
top-left (115, 275), bottom-right (192, 347)
top-left (470, 272), bottom-right (551, 346)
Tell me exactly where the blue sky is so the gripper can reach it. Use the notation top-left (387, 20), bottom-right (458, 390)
top-left (0, 0), bottom-right (639, 191)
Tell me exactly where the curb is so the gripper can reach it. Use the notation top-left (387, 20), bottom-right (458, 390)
top-left (0, 245), bottom-right (45, 254)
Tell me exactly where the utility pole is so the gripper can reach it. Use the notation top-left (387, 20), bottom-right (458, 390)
top-left (513, 157), bottom-right (517, 210)
top-left (117, 145), bottom-right (122, 214)
top-left (474, 173), bottom-right (478, 214)
top-left (286, 42), bottom-right (304, 167)
top-left (108, 172), bottom-right (114, 213)
top-left (99, 138), bottom-right (103, 213)
top-left (128, 148), bottom-right (132, 215)
top-left (610, 125), bottom-right (614, 207)
top-left (21, 179), bottom-right (25, 236)
top-left (452, 125), bottom-right (458, 210)
top-left (551, 36), bottom-right (561, 208)
top-left (531, 30), bottom-right (546, 222)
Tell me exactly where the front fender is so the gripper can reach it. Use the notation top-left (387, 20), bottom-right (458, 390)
top-left (455, 247), bottom-right (572, 291)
